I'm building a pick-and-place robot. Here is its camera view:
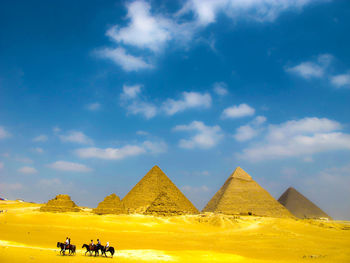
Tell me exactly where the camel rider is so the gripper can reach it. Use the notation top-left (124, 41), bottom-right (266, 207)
top-left (106, 241), bottom-right (109, 252)
top-left (97, 239), bottom-right (101, 246)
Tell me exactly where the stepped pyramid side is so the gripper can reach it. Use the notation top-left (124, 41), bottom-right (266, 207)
top-left (40, 194), bottom-right (80, 212)
top-left (202, 167), bottom-right (292, 218)
top-left (144, 192), bottom-right (184, 216)
top-left (93, 193), bottom-right (125, 215)
top-left (122, 166), bottom-right (199, 214)
top-left (278, 187), bottom-right (332, 219)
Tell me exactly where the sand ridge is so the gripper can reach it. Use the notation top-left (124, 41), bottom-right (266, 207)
top-left (1, 200), bottom-right (350, 262)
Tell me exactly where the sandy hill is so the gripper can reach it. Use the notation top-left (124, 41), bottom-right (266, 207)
top-left (144, 192), bottom-right (185, 216)
top-left (93, 193), bottom-right (125, 215)
top-left (278, 187), bottom-right (332, 219)
top-left (122, 165), bottom-right (199, 214)
top-left (40, 194), bottom-right (80, 212)
top-left (202, 167), bottom-right (292, 217)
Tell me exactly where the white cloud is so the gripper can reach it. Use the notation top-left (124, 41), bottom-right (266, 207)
top-left (239, 117), bottom-right (350, 161)
top-left (48, 161), bottom-right (92, 172)
top-left (127, 101), bottom-right (157, 119)
top-left (86, 102), bottom-right (101, 111)
top-left (59, 131), bottom-right (92, 145)
top-left (107, 1), bottom-right (172, 52)
top-left (99, 0), bottom-right (329, 72)
top-left (286, 54), bottom-right (334, 79)
top-left (213, 82), bottom-right (228, 96)
top-left (174, 121), bottom-right (223, 149)
top-left (266, 117), bottom-right (340, 141)
top-left (234, 125), bottom-right (258, 142)
top-left (75, 140), bottom-right (166, 160)
top-left (0, 126), bottom-right (11, 139)
top-left (32, 134), bottom-right (48, 142)
top-left (32, 147), bottom-right (44, 154)
top-left (120, 86), bottom-right (212, 119)
top-left (136, 130), bottom-right (149, 136)
top-left (97, 47), bottom-right (153, 72)
top-left (163, 91), bottom-right (212, 115)
top-left (330, 73), bottom-right (350, 88)
top-left (142, 140), bottom-right (167, 154)
top-left (284, 53), bottom-right (350, 86)
top-left (75, 145), bottom-right (145, 160)
top-left (234, 116), bottom-right (266, 142)
top-left (222, 103), bottom-right (255, 119)
top-left (18, 166), bottom-right (37, 174)
top-left (120, 84), bottom-right (157, 119)
top-left (252, 115), bottom-right (267, 125)
top-left (286, 62), bottom-right (324, 79)
top-left (121, 85), bottom-right (142, 99)
top-left (180, 0), bottom-right (328, 25)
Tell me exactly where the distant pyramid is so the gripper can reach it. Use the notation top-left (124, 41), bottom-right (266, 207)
top-left (278, 187), bottom-right (332, 219)
top-left (202, 167), bottom-right (292, 217)
top-left (144, 192), bottom-right (184, 216)
top-left (122, 165), bottom-right (199, 214)
top-left (40, 194), bottom-right (80, 212)
top-left (93, 193), bottom-right (125, 215)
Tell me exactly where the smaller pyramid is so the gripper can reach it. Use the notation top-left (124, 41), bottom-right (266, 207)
top-left (144, 192), bottom-right (184, 216)
top-left (40, 194), bottom-right (80, 212)
top-left (278, 187), bottom-right (332, 220)
top-left (93, 193), bottom-right (125, 215)
top-left (202, 167), bottom-right (292, 218)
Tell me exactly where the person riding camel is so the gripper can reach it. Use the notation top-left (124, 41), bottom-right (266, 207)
top-left (97, 239), bottom-right (101, 246)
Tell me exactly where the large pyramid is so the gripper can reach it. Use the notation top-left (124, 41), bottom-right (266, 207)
top-left (278, 187), bottom-right (332, 219)
top-left (122, 165), bottom-right (199, 214)
top-left (93, 193), bottom-right (125, 215)
top-left (202, 167), bottom-right (292, 217)
top-left (144, 192), bottom-right (185, 216)
top-left (40, 194), bottom-right (80, 212)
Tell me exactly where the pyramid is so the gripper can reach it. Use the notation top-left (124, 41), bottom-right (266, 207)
top-left (122, 166), bottom-right (199, 214)
top-left (202, 167), bottom-right (292, 217)
top-left (144, 192), bottom-right (184, 216)
top-left (40, 194), bottom-right (80, 212)
top-left (93, 193), bottom-right (125, 215)
top-left (278, 187), bottom-right (332, 219)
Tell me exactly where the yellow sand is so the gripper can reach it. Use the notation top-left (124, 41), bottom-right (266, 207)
top-left (0, 200), bottom-right (350, 262)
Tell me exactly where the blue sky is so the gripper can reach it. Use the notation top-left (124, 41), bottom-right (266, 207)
top-left (1, 0), bottom-right (350, 219)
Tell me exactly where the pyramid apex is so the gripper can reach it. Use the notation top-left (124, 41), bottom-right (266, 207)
top-left (230, 166), bottom-right (252, 181)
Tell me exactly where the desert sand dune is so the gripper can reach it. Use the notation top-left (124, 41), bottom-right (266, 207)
top-left (1, 200), bottom-right (350, 262)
